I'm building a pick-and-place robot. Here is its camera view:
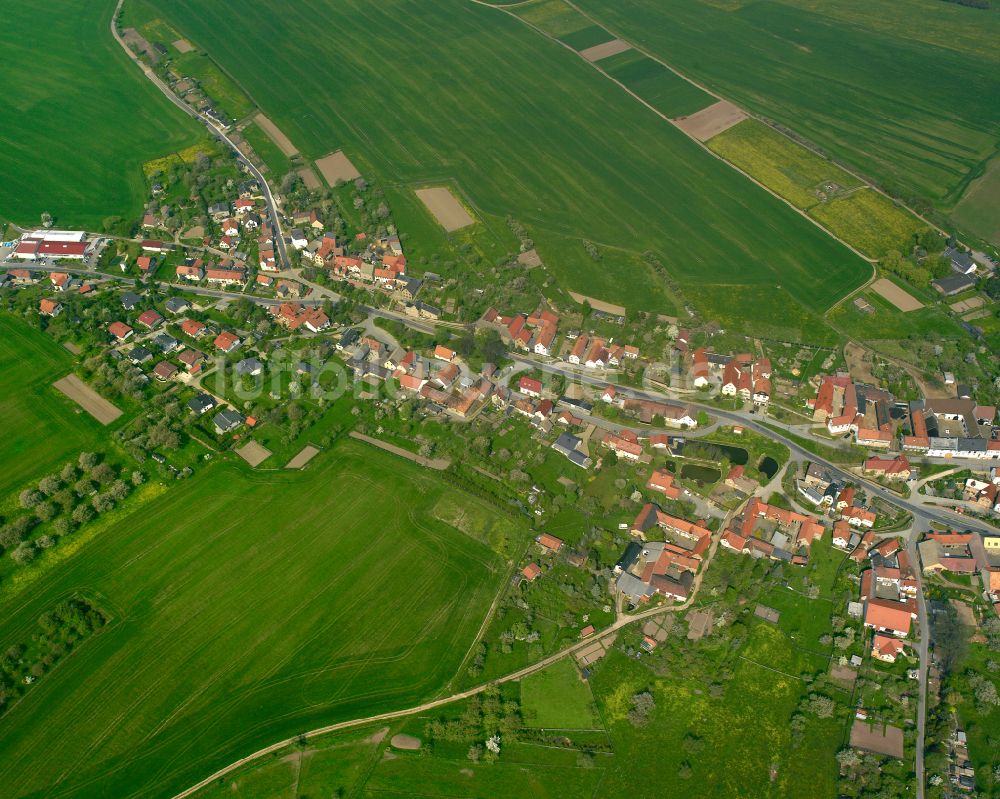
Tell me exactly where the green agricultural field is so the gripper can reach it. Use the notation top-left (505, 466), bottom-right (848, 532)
top-left (600, 50), bottom-right (716, 119)
top-left (0, 316), bottom-right (110, 497)
top-left (144, 0), bottom-right (869, 317)
top-left (952, 155), bottom-right (1000, 246)
top-left (809, 189), bottom-right (928, 260)
top-left (0, 438), bottom-right (510, 798)
top-left (708, 119), bottom-right (863, 210)
top-left (574, 0), bottom-right (1000, 208)
top-left (521, 657), bottom-right (602, 729)
top-left (513, 0), bottom-right (595, 38)
top-left (192, 725), bottom-right (385, 799)
top-left (0, 0), bottom-right (200, 228)
top-left (242, 122), bottom-right (294, 179)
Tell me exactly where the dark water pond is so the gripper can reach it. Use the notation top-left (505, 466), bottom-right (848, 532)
top-left (681, 464), bottom-right (721, 484)
top-left (758, 456), bottom-right (780, 480)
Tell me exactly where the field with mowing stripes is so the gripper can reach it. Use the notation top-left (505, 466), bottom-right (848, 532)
top-left (575, 0), bottom-right (1000, 209)
top-left (0, 316), bottom-right (110, 497)
top-left (599, 49), bottom-right (716, 118)
top-left (143, 0), bottom-right (868, 320)
top-left (0, 439), bottom-right (509, 799)
top-left (0, 0), bottom-right (200, 228)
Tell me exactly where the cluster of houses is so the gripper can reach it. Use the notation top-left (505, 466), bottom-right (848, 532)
top-left (807, 374), bottom-right (896, 448)
top-left (565, 332), bottom-right (639, 369)
top-left (690, 348), bottom-right (772, 405)
top-left (599, 384), bottom-right (698, 428)
top-left (720, 497), bottom-right (825, 564)
top-left (847, 535), bottom-right (918, 646)
top-left (931, 245), bottom-right (985, 297)
top-left (918, 531), bottom-right (1000, 615)
top-left (903, 396), bottom-right (1000, 460)
top-left (336, 336), bottom-right (489, 419)
top-left (614, 503), bottom-right (713, 604)
top-left (796, 462), bottom-right (878, 530)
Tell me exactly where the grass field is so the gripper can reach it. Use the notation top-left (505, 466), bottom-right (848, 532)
top-left (708, 119), bottom-right (863, 210)
top-left (809, 189), bottom-right (928, 259)
top-left (172, 50), bottom-right (256, 120)
top-left (952, 155), bottom-right (1000, 245)
top-left (144, 0), bottom-right (869, 317)
top-left (0, 0), bottom-right (200, 228)
top-left (0, 316), bottom-right (110, 498)
top-left (599, 49), bottom-right (716, 119)
top-left (242, 122), bottom-right (294, 179)
top-left (0, 438), bottom-right (509, 798)
top-left (574, 0), bottom-right (1000, 208)
top-left (827, 286), bottom-right (966, 342)
top-left (520, 658), bottom-right (602, 729)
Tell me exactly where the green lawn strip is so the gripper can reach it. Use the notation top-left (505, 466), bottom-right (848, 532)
top-left (760, 424), bottom-right (867, 466)
top-left (601, 51), bottom-right (716, 118)
top-left (173, 50), bottom-right (256, 120)
top-left (242, 122), bottom-right (294, 180)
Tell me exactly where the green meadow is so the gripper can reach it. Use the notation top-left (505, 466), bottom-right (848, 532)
top-left (0, 439), bottom-right (509, 798)
top-left (599, 49), bottom-right (717, 119)
top-left (574, 0), bottom-right (1000, 208)
top-left (143, 0), bottom-right (869, 317)
top-left (0, 0), bottom-right (200, 228)
top-left (0, 316), bottom-right (110, 497)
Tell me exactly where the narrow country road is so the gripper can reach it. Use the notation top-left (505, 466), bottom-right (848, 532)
top-left (110, 0), bottom-right (290, 271)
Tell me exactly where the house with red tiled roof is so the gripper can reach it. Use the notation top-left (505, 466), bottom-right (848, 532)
top-left (842, 505), bottom-right (876, 529)
top-left (39, 298), bottom-right (63, 317)
top-left (522, 563), bottom-right (541, 582)
top-left (872, 635), bottom-right (906, 663)
top-left (214, 331), bottom-right (240, 353)
top-left (181, 319), bottom-right (206, 338)
top-left (108, 321), bottom-right (133, 341)
top-left (647, 469), bottom-right (681, 500)
top-left (518, 376), bottom-right (542, 398)
top-left (864, 455), bottom-right (911, 479)
top-left (137, 309), bottom-right (162, 329)
top-left (176, 262), bottom-right (205, 281)
top-left (433, 344), bottom-right (456, 362)
top-left (864, 597), bottom-right (914, 637)
top-left (604, 430), bottom-right (642, 460)
top-left (536, 533), bottom-right (563, 553)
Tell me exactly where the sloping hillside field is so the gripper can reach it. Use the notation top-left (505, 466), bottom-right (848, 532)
top-left (145, 0), bottom-right (869, 322)
top-left (0, 0), bottom-right (200, 228)
top-left (0, 440), bottom-right (507, 798)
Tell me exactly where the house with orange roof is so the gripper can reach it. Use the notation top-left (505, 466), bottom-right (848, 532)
top-left (536, 533), bottom-right (563, 553)
top-left (39, 298), bottom-right (63, 317)
top-left (864, 455), bottom-right (911, 479)
top-left (647, 469), bottom-right (681, 500)
top-left (864, 597), bottom-right (914, 637)
top-left (108, 321), bottom-right (133, 341)
top-left (604, 430), bottom-right (643, 461)
top-left (872, 635), bottom-right (906, 663)
top-left (214, 331), bottom-right (241, 353)
top-left (522, 563), bottom-right (541, 582)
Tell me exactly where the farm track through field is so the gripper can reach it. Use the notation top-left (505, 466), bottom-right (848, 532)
top-left (171, 507), bottom-right (734, 798)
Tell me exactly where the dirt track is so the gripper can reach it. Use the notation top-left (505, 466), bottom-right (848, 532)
top-left (53, 375), bottom-right (122, 425)
top-left (285, 445), bottom-right (319, 469)
top-left (254, 113), bottom-right (298, 157)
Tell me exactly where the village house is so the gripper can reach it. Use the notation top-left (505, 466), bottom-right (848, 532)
top-left (214, 331), bottom-right (241, 353)
top-left (863, 455), bottom-right (912, 480)
top-left (719, 353), bottom-right (772, 405)
top-left (108, 321), bottom-right (133, 341)
top-left (137, 309), bottom-right (163, 329)
top-left (647, 469), bottom-right (681, 499)
top-left (536, 533), bottom-right (563, 554)
top-left (808, 374), bottom-right (895, 446)
top-left (39, 298), bottom-right (63, 317)
top-left (903, 397), bottom-right (1000, 460)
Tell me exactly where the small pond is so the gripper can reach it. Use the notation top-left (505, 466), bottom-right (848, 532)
top-left (758, 456), bottom-right (780, 480)
top-left (708, 443), bottom-right (749, 465)
top-left (681, 464), bottom-right (721, 484)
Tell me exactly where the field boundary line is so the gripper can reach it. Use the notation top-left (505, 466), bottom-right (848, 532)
top-left (469, 0), bottom-right (876, 314)
top-left (556, 0), bottom-right (960, 249)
